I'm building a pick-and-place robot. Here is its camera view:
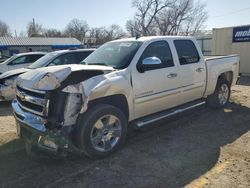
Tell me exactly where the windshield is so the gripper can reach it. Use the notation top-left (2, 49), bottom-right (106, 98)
top-left (28, 52), bottom-right (58, 69)
top-left (82, 41), bottom-right (142, 69)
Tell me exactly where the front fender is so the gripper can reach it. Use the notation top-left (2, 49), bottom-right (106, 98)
top-left (81, 70), bottom-right (134, 120)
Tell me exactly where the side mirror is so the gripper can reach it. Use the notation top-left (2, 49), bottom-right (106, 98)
top-left (139, 57), bottom-right (162, 73)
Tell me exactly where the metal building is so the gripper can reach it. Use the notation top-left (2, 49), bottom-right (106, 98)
top-left (0, 37), bottom-right (82, 58)
top-left (212, 25), bottom-right (250, 75)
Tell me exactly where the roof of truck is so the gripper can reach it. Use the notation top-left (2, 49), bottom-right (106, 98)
top-left (114, 36), bottom-right (195, 42)
top-left (39, 48), bottom-right (95, 56)
top-left (14, 52), bottom-right (47, 56)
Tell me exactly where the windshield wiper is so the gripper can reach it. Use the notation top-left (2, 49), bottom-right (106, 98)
top-left (90, 63), bottom-right (108, 66)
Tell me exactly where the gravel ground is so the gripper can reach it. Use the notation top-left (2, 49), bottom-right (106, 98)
top-left (0, 78), bottom-right (250, 188)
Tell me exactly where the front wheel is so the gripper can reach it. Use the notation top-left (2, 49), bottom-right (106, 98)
top-left (75, 104), bottom-right (127, 159)
top-left (207, 79), bottom-right (231, 108)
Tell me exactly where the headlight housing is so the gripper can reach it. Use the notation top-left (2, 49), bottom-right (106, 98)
top-left (4, 78), bottom-right (14, 86)
top-left (2, 76), bottom-right (18, 86)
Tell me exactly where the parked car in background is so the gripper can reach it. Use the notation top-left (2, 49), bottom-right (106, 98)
top-left (12, 36), bottom-right (240, 158)
top-left (0, 52), bottom-right (46, 74)
top-left (0, 49), bottom-right (95, 101)
top-left (0, 55), bottom-right (10, 63)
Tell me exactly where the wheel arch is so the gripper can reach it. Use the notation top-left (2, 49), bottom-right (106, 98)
top-left (217, 71), bottom-right (233, 86)
top-left (88, 94), bottom-right (129, 120)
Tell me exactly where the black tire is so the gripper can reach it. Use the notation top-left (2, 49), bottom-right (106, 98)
top-left (207, 79), bottom-right (231, 109)
top-left (75, 104), bottom-right (127, 159)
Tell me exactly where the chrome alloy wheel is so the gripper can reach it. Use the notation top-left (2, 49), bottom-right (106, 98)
top-left (218, 83), bottom-right (229, 105)
top-left (90, 115), bottom-right (122, 152)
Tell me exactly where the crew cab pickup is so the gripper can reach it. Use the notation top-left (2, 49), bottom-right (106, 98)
top-left (12, 36), bottom-right (240, 158)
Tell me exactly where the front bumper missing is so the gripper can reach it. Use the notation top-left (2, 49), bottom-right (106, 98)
top-left (12, 99), bottom-right (79, 156)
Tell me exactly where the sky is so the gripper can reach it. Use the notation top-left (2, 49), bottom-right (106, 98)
top-left (1, 0), bottom-right (250, 35)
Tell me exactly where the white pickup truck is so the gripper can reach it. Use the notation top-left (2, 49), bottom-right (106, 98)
top-left (12, 36), bottom-right (240, 158)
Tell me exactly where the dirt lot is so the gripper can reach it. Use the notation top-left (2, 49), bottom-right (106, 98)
top-left (0, 78), bottom-right (250, 188)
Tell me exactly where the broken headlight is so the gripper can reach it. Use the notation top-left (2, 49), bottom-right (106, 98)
top-left (3, 76), bottom-right (17, 86)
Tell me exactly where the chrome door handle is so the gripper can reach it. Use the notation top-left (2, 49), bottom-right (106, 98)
top-left (167, 73), bottom-right (178, 78)
top-left (196, 68), bottom-right (205, 72)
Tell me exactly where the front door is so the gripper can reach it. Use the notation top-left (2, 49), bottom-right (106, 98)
top-left (132, 40), bottom-right (182, 119)
top-left (8, 55), bottom-right (31, 71)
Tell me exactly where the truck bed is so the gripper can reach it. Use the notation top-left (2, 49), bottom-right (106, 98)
top-left (204, 54), bottom-right (240, 97)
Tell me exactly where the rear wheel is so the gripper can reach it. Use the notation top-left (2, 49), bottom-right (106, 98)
top-left (75, 104), bottom-right (127, 159)
top-left (207, 79), bottom-right (231, 108)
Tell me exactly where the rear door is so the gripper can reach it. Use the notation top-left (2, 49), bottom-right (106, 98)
top-left (173, 39), bottom-right (206, 103)
top-left (132, 40), bottom-right (182, 118)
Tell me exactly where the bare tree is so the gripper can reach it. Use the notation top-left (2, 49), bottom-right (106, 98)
top-left (155, 0), bottom-right (208, 35)
top-left (154, 0), bottom-right (193, 35)
top-left (0, 20), bottom-right (12, 37)
top-left (127, 0), bottom-right (174, 36)
top-left (89, 25), bottom-right (126, 45)
top-left (105, 24), bottom-right (126, 40)
top-left (27, 18), bottom-right (43, 37)
top-left (126, 19), bottom-right (142, 37)
top-left (127, 0), bottom-right (208, 36)
top-left (180, 1), bottom-right (208, 36)
top-left (89, 27), bottom-right (106, 45)
top-left (43, 28), bottom-right (63, 37)
top-left (64, 19), bottom-right (89, 41)
top-left (18, 31), bottom-right (27, 37)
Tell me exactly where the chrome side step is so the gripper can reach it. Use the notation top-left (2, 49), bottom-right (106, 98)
top-left (135, 100), bottom-right (206, 128)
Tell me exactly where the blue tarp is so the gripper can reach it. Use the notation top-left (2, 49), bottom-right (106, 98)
top-left (0, 45), bottom-right (8, 50)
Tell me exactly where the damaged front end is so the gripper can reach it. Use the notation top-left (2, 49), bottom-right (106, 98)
top-left (12, 65), bottom-right (114, 156)
top-left (12, 88), bottom-right (84, 156)
top-left (0, 76), bottom-right (17, 101)
top-left (12, 99), bottom-right (78, 155)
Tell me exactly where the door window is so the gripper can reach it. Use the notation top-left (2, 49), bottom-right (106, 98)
top-left (138, 41), bottom-right (174, 71)
top-left (174, 40), bottom-right (200, 65)
top-left (50, 53), bottom-right (76, 66)
top-left (9, 56), bottom-right (29, 65)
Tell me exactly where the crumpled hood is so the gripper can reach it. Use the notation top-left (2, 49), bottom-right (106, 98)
top-left (17, 64), bottom-right (114, 91)
top-left (0, 68), bottom-right (29, 80)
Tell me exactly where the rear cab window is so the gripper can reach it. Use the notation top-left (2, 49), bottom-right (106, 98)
top-left (174, 40), bottom-right (200, 65)
top-left (29, 54), bottom-right (44, 63)
top-left (75, 51), bottom-right (93, 63)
